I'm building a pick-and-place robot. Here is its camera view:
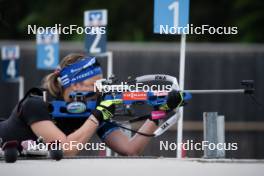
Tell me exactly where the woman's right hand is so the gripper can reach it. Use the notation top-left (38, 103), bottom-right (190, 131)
top-left (159, 90), bottom-right (184, 111)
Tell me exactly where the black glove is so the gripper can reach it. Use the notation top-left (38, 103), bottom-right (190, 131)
top-left (160, 90), bottom-right (184, 111)
top-left (92, 99), bottom-right (122, 123)
top-left (167, 90), bottom-right (184, 109)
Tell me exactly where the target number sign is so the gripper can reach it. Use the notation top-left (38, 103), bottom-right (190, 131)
top-left (154, 0), bottom-right (189, 34)
top-left (84, 9), bottom-right (107, 54)
top-left (1, 45), bottom-right (20, 80)
top-left (36, 30), bottom-right (59, 70)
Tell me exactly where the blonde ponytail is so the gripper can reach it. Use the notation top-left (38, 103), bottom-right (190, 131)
top-left (42, 71), bottom-right (62, 98)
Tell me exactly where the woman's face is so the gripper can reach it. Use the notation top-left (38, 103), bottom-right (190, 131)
top-left (63, 74), bottom-right (103, 102)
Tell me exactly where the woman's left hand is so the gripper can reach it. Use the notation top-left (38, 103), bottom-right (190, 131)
top-left (92, 99), bottom-right (123, 122)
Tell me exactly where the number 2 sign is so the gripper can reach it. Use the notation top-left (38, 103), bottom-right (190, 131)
top-left (84, 9), bottom-right (107, 54)
top-left (1, 45), bottom-right (20, 80)
top-left (37, 30), bottom-right (59, 70)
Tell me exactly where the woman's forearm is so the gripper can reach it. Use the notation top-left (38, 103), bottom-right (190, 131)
top-left (128, 120), bottom-right (157, 154)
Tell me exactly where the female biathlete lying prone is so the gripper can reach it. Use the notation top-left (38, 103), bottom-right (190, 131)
top-left (0, 53), bottom-right (183, 156)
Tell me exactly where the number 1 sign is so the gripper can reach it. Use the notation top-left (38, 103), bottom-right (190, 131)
top-left (37, 30), bottom-right (59, 70)
top-left (154, 0), bottom-right (189, 34)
